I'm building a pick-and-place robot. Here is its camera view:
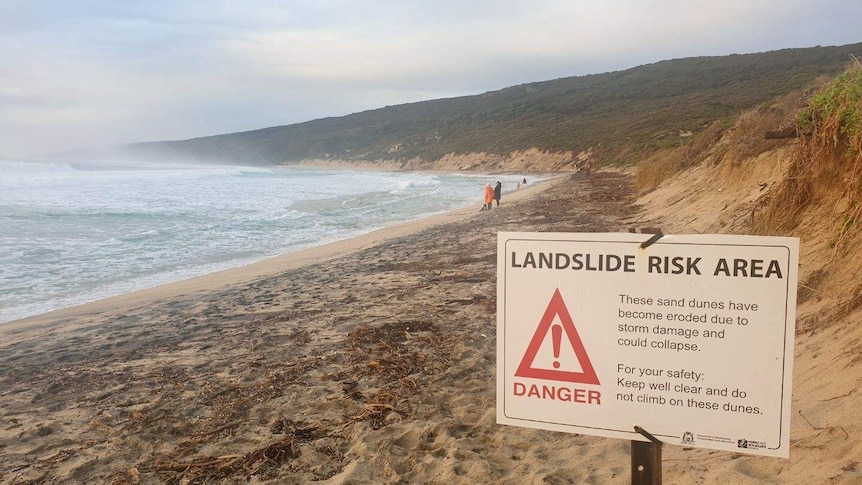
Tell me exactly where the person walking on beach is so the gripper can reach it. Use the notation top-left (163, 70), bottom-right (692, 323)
top-left (483, 183), bottom-right (494, 210)
top-left (494, 181), bottom-right (502, 207)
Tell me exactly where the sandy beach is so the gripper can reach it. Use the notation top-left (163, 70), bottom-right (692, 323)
top-left (2, 170), bottom-right (860, 484)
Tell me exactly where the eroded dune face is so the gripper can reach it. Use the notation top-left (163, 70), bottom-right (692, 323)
top-left (635, 142), bottom-right (862, 483)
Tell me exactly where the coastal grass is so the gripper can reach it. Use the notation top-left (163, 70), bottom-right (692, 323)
top-left (755, 59), bottom-right (862, 252)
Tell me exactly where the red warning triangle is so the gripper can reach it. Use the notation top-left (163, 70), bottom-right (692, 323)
top-left (515, 288), bottom-right (600, 385)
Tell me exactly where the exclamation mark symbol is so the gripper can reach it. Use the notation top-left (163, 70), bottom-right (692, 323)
top-left (552, 324), bottom-right (562, 369)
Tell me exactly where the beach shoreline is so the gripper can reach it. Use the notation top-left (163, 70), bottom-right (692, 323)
top-left (285, 160), bottom-right (558, 177)
top-left (0, 173), bottom-right (553, 339)
top-left (6, 170), bottom-right (637, 484)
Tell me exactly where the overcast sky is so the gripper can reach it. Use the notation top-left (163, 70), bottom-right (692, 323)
top-left (1, 0), bottom-right (860, 158)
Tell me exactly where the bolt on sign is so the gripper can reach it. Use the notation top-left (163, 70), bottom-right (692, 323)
top-left (496, 232), bottom-right (799, 458)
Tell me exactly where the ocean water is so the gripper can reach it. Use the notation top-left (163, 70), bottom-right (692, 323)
top-left (0, 160), bottom-right (529, 324)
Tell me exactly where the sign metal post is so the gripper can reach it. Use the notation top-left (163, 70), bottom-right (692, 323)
top-left (632, 426), bottom-right (662, 485)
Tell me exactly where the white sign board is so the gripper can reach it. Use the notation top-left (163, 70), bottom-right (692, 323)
top-left (497, 232), bottom-right (798, 458)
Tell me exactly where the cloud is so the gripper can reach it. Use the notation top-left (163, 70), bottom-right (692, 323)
top-left (0, 0), bottom-right (860, 157)
top-left (217, 0), bottom-right (855, 91)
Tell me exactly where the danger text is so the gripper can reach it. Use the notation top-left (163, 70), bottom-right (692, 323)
top-left (513, 382), bottom-right (602, 405)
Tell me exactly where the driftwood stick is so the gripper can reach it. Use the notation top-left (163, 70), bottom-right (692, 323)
top-left (765, 127), bottom-right (798, 139)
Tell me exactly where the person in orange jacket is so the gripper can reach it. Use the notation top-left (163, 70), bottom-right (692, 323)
top-left (483, 183), bottom-right (494, 210)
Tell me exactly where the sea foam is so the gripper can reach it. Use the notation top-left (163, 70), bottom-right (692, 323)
top-left (0, 160), bottom-right (528, 323)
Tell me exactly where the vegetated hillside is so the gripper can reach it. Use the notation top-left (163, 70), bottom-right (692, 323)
top-left (633, 61), bottom-right (862, 483)
top-left (638, 58), bottom-right (862, 256)
top-left (100, 43), bottom-right (862, 168)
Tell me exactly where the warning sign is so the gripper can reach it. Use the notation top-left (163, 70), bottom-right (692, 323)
top-left (515, 289), bottom-right (599, 385)
top-left (497, 232), bottom-right (798, 458)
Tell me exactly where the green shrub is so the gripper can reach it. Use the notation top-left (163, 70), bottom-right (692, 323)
top-left (797, 59), bottom-right (862, 159)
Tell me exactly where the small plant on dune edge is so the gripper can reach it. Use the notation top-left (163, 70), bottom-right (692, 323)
top-left (797, 57), bottom-right (862, 162)
top-left (757, 58), bottom-right (862, 250)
